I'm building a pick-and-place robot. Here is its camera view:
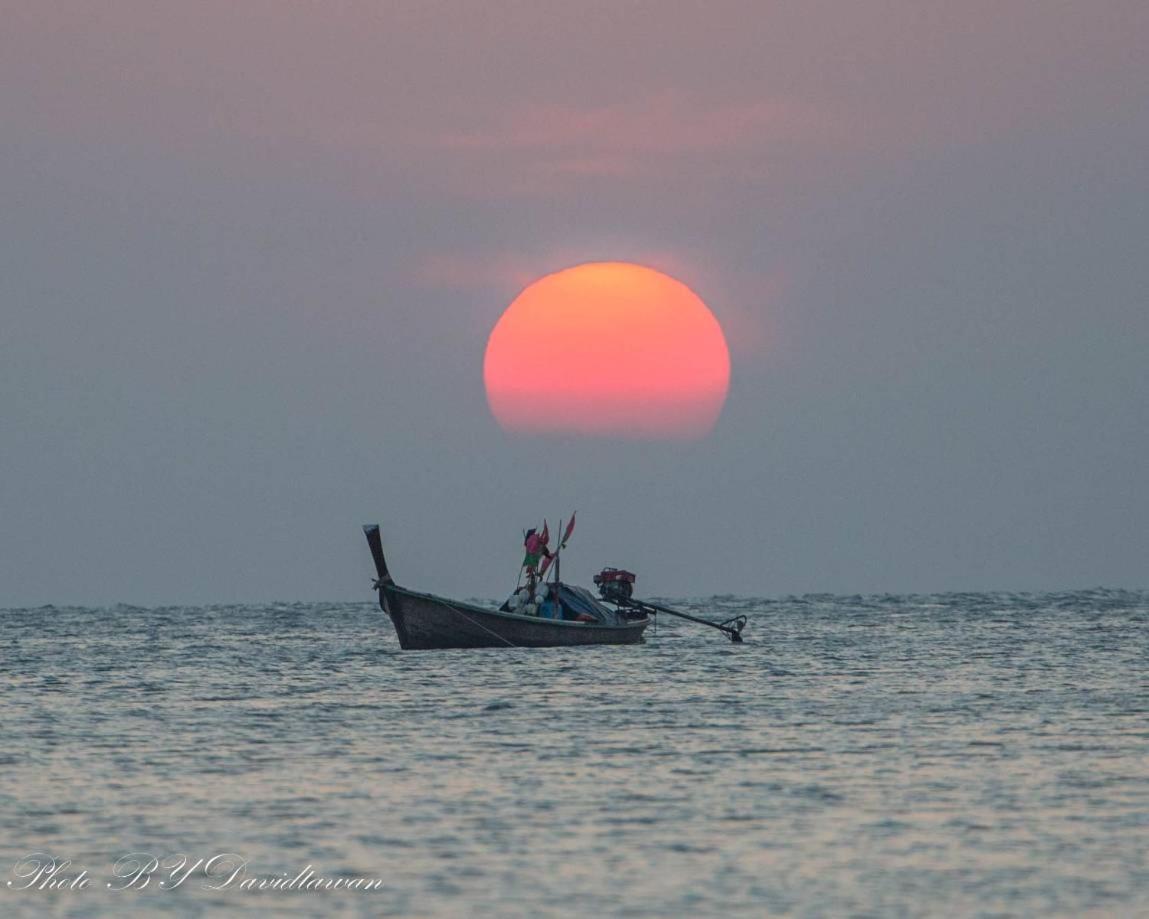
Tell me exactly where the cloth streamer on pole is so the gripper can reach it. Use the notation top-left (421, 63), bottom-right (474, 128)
top-left (560, 512), bottom-right (576, 548)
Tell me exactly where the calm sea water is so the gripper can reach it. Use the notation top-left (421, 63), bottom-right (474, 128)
top-left (2, 591), bottom-right (1147, 918)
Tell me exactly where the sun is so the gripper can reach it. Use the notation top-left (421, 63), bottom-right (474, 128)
top-left (483, 262), bottom-right (730, 438)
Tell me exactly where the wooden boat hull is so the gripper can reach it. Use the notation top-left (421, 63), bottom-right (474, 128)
top-left (379, 585), bottom-right (650, 650)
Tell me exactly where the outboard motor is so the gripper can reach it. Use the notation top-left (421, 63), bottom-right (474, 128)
top-left (593, 568), bottom-right (636, 603)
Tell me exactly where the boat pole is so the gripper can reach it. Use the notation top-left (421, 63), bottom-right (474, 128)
top-left (628, 599), bottom-right (746, 642)
top-left (553, 518), bottom-right (561, 585)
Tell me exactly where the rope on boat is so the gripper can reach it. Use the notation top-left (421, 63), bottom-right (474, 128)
top-left (441, 600), bottom-right (519, 648)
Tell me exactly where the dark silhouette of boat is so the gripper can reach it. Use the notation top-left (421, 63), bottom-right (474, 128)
top-left (362, 524), bottom-right (650, 650)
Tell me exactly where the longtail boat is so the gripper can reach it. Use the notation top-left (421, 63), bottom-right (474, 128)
top-left (362, 524), bottom-right (648, 650)
top-left (361, 524), bottom-right (746, 651)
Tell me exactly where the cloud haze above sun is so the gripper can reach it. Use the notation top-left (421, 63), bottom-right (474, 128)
top-left (484, 263), bottom-right (730, 439)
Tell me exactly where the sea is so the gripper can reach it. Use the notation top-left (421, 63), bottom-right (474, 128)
top-left (1, 590), bottom-right (1146, 918)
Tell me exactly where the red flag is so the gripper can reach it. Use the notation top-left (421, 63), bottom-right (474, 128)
top-left (561, 512), bottom-right (576, 548)
top-left (540, 521), bottom-right (549, 545)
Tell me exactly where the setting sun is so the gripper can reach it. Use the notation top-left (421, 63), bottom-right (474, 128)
top-left (484, 262), bottom-right (730, 438)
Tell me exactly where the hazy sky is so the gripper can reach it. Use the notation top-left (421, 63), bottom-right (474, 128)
top-left (2, 2), bottom-right (1146, 604)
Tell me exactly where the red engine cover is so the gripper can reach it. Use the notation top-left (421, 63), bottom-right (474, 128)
top-left (594, 567), bottom-right (636, 585)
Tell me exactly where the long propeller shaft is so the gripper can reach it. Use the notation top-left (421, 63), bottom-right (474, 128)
top-left (627, 599), bottom-right (746, 642)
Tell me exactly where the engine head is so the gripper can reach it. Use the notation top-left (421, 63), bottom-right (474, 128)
top-left (593, 567), bottom-right (636, 602)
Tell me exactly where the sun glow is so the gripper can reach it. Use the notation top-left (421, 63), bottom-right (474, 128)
top-left (484, 262), bottom-right (730, 438)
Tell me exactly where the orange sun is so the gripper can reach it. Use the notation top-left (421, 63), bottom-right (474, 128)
top-left (484, 262), bottom-right (730, 438)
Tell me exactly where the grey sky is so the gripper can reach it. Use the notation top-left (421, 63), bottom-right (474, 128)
top-left (2, 2), bottom-right (1146, 604)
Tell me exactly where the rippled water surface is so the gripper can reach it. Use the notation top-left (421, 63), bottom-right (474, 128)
top-left (2, 591), bottom-right (1147, 917)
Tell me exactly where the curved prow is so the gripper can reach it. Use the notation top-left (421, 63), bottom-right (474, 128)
top-left (362, 524), bottom-right (394, 587)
